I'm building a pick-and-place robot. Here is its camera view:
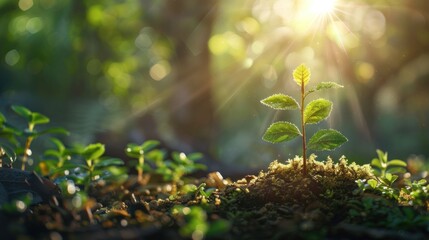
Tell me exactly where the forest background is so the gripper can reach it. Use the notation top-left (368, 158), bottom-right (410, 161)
top-left (1, 0), bottom-right (428, 172)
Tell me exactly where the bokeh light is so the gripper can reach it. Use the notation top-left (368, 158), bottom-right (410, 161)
top-left (1, 0), bottom-right (428, 169)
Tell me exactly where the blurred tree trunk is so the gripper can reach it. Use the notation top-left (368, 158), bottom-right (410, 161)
top-left (144, 0), bottom-right (219, 156)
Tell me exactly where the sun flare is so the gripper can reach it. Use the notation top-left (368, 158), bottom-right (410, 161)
top-left (308, 0), bottom-right (337, 16)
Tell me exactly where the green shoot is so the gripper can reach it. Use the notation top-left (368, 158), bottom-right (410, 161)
top-left (370, 149), bottom-right (407, 186)
top-left (0, 105), bottom-right (68, 170)
top-left (156, 152), bottom-right (207, 186)
top-left (356, 149), bottom-right (407, 200)
top-left (80, 143), bottom-right (126, 191)
top-left (125, 140), bottom-right (160, 184)
top-left (261, 64), bottom-right (347, 175)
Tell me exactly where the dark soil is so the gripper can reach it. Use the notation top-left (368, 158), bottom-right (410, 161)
top-left (1, 156), bottom-right (428, 240)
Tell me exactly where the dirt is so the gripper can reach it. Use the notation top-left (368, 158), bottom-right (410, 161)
top-left (1, 156), bottom-right (428, 240)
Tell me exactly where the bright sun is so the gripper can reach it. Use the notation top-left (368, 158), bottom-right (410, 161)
top-left (308, 0), bottom-right (337, 15)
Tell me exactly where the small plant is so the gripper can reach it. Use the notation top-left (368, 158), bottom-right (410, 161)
top-left (156, 152), bottom-right (207, 186)
top-left (180, 183), bottom-right (215, 204)
top-left (261, 64), bottom-right (347, 175)
top-left (38, 138), bottom-right (74, 176)
top-left (400, 179), bottom-right (429, 208)
top-left (0, 105), bottom-right (68, 170)
top-left (125, 140), bottom-right (160, 184)
top-left (356, 150), bottom-right (407, 200)
top-left (78, 143), bottom-right (127, 191)
top-left (370, 149), bottom-right (407, 186)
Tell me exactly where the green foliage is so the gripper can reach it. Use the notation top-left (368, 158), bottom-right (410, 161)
top-left (41, 141), bottom-right (128, 193)
top-left (347, 197), bottom-right (429, 231)
top-left (11, 105), bottom-right (50, 127)
top-left (260, 94), bottom-right (299, 110)
top-left (125, 140), bottom-right (160, 183)
top-left (155, 152), bottom-right (207, 183)
top-left (400, 179), bottom-right (429, 208)
top-left (41, 138), bottom-right (71, 172)
top-left (262, 121), bottom-right (301, 143)
top-left (356, 150), bottom-right (408, 200)
top-left (0, 105), bottom-right (69, 170)
top-left (180, 183), bottom-right (215, 204)
top-left (1, 105), bottom-right (128, 196)
top-left (78, 143), bottom-right (126, 191)
top-left (261, 64), bottom-right (347, 174)
top-left (308, 129), bottom-right (348, 151)
top-left (303, 99), bottom-right (332, 124)
top-left (293, 64), bottom-right (310, 87)
top-left (125, 141), bottom-right (206, 185)
top-left (371, 149), bottom-right (407, 180)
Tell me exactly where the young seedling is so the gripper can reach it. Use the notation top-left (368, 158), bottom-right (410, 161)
top-left (0, 105), bottom-right (68, 170)
top-left (356, 149), bottom-right (407, 200)
top-left (261, 64), bottom-right (347, 175)
top-left (79, 143), bottom-right (126, 191)
top-left (370, 149), bottom-right (407, 186)
top-left (38, 138), bottom-right (78, 177)
top-left (125, 140), bottom-right (160, 184)
top-left (154, 152), bottom-right (207, 194)
top-left (156, 152), bottom-right (207, 184)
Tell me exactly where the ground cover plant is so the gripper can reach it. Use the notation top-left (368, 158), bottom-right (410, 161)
top-left (0, 65), bottom-right (429, 240)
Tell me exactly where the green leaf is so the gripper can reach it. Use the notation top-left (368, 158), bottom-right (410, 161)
top-left (187, 152), bottom-right (203, 161)
top-left (0, 124), bottom-right (22, 136)
top-left (293, 64), bottom-right (311, 87)
top-left (372, 168), bottom-right (381, 177)
top-left (262, 121), bottom-right (301, 143)
top-left (386, 167), bottom-right (406, 175)
top-left (30, 112), bottom-right (50, 125)
top-left (11, 105), bottom-right (32, 120)
top-left (126, 143), bottom-right (143, 158)
top-left (50, 138), bottom-right (66, 152)
top-left (126, 140), bottom-right (160, 158)
top-left (376, 149), bottom-right (387, 163)
top-left (260, 94), bottom-right (299, 110)
top-left (193, 163), bottom-right (208, 171)
top-left (38, 127), bottom-right (69, 136)
top-left (371, 158), bottom-right (383, 169)
top-left (307, 129), bottom-right (348, 151)
top-left (305, 82), bottom-right (344, 98)
top-left (418, 179), bottom-right (427, 185)
top-left (44, 149), bottom-right (61, 158)
top-left (368, 179), bottom-right (378, 188)
top-left (94, 157), bottom-right (124, 168)
top-left (303, 99), bottom-right (332, 124)
top-left (141, 140), bottom-right (160, 152)
top-left (316, 82), bottom-right (344, 91)
top-left (387, 159), bottom-right (407, 167)
top-left (11, 105), bottom-right (50, 126)
top-left (384, 173), bottom-right (398, 184)
top-left (83, 143), bottom-right (105, 160)
top-left (384, 173), bottom-right (392, 182)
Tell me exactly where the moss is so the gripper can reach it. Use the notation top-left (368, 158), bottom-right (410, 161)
top-left (210, 156), bottom-right (375, 239)
top-left (221, 155), bottom-right (374, 209)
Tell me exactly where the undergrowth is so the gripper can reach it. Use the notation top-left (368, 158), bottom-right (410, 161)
top-left (0, 100), bottom-right (428, 239)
